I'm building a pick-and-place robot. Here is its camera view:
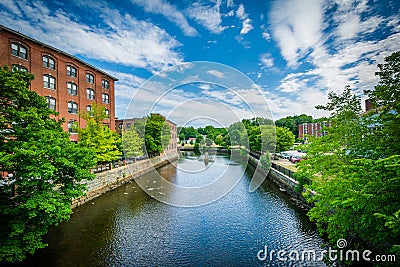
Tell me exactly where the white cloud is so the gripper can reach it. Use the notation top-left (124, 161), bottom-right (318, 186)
top-left (226, 10), bottom-right (235, 17)
top-left (262, 31), bottom-right (271, 41)
top-left (240, 18), bottom-right (253, 35)
top-left (227, 0), bottom-right (234, 8)
top-left (186, 1), bottom-right (227, 34)
top-left (333, 1), bottom-right (384, 43)
top-left (268, 0), bottom-right (400, 120)
top-left (236, 3), bottom-right (247, 20)
top-left (277, 72), bottom-right (308, 93)
top-left (131, 0), bottom-right (198, 36)
top-left (337, 15), bottom-right (361, 40)
top-left (259, 53), bottom-right (274, 68)
top-left (198, 83), bottom-right (211, 90)
top-left (269, 0), bottom-right (324, 67)
top-left (0, 0), bottom-right (183, 72)
top-left (207, 70), bottom-right (225, 78)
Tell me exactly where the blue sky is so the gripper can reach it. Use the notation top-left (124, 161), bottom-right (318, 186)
top-left (1, 0), bottom-right (399, 127)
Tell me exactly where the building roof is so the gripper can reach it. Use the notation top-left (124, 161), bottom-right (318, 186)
top-left (0, 25), bottom-right (118, 81)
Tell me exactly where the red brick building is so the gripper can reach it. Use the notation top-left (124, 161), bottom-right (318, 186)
top-left (0, 25), bottom-right (118, 141)
top-left (115, 118), bottom-right (140, 135)
top-left (298, 122), bottom-right (330, 139)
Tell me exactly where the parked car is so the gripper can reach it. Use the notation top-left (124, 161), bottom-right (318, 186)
top-left (289, 155), bottom-right (302, 163)
top-left (280, 152), bottom-right (291, 159)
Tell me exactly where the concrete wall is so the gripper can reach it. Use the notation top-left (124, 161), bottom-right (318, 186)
top-left (247, 153), bottom-right (312, 210)
top-left (71, 153), bottom-right (179, 209)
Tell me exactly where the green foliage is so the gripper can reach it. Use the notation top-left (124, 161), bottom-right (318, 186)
top-left (248, 126), bottom-right (261, 153)
top-left (143, 114), bottom-right (171, 157)
top-left (78, 104), bottom-right (121, 164)
top-left (275, 114), bottom-right (313, 138)
top-left (214, 134), bottom-right (223, 146)
top-left (297, 59), bottom-right (400, 262)
top-left (365, 51), bottom-right (400, 155)
top-left (228, 122), bottom-right (247, 147)
top-left (122, 127), bottom-right (143, 158)
top-left (260, 125), bottom-right (276, 154)
top-left (0, 67), bottom-right (95, 262)
top-left (193, 142), bottom-right (200, 155)
top-left (178, 126), bottom-right (198, 140)
top-left (275, 126), bottom-right (295, 152)
top-left (260, 152), bottom-right (272, 171)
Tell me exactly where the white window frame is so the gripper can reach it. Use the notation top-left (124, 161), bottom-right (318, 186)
top-left (68, 101), bottom-right (78, 114)
top-left (43, 75), bottom-right (56, 90)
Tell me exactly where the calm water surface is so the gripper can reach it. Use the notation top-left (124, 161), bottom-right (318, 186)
top-left (21, 152), bottom-right (326, 266)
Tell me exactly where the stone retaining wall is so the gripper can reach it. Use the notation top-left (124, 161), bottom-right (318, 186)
top-left (247, 154), bottom-right (312, 210)
top-left (71, 153), bottom-right (179, 209)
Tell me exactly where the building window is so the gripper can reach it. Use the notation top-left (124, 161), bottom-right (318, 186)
top-left (11, 43), bottom-right (27, 59)
top-left (102, 79), bottom-right (109, 89)
top-left (68, 101), bottom-right (78, 114)
top-left (126, 123), bottom-right (131, 130)
top-left (86, 88), bottom-right (95, 100)
top-left (43, 75), bottom-right (56, 90)
top-left (87, 105), bottom-right (94, 116)
top-left (68, 120), bottom-right (77, 133)
top-left (86, 73), bottom-right (94, 84)
top-left (67, 82), bottom-right (78, 96)
top-left (42, 55), bottom-right (55, 70)
top-left (12, 64), bottom-right (27, 72)
top-left (105, 109), bottom-right (110, 117)
top-left (67, 65), bottom-right (77, 77)
top-left (45, 96), bottom-right (56, 111)
top-left (102, 93), bottom-right (109, 104)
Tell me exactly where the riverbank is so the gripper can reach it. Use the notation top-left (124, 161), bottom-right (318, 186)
top-left (22, 152), bottom-right (324, 267)
top-left (241, 150), bottom-right (311, 210)
top-left (71, 152), bottom-right (179, 208)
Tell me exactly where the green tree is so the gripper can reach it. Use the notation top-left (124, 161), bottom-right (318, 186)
top-left (144, 114), bottom-right (171, 157)
top-left (78, 104), bottom-right (121, 164)
top-left (228, 122), bottom-right (247, 147)
top-left (133, 118), bottom-right (147, 153)
top-left (248, 126), bottom-right (261, 153)
top-left (297, 83), bottom-right (400, 263)
top-left (260, 125), bottom-right (276, 154)
top-left (275, 114), bottom-right (313, 138)
top-left (0, 67), bottom-right (95, 262)
top-left (275, 127), bottom-right (295, 152)
top-left (366, 51), bottom-right (400, 155)
top-left (215, 134), bottom-right (223, 146)
top-left (260, 152), bottom-right (272, 171)
top-left (122, 127), bottom-right (143, 158)
top-left (179, 126), bottom-right (198, 140)
top-left (193, 142), bottom-right (200, 155)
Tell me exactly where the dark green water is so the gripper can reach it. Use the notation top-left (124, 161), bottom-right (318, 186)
top-left (19, 153), bottom-right (326, 266)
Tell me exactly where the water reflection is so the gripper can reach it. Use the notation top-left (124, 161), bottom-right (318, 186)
top-left (18, 153), bottom-right (326, 266)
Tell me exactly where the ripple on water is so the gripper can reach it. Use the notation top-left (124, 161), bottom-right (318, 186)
top-left (21, 154), bottom-right (326, 267)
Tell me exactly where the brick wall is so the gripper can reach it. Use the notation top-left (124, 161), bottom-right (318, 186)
top-left (0, 25), bottom-right (117, 138)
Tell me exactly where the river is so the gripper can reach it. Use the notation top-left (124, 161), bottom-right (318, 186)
top-left (20, 152), bottom-right (326, 266)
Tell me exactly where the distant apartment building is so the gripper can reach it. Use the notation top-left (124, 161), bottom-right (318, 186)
top-left (298, 122), bottom-right (330, 139)
top-left (0, 25), bottom-right (118, 141)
